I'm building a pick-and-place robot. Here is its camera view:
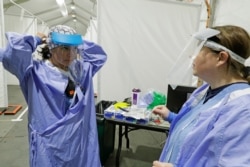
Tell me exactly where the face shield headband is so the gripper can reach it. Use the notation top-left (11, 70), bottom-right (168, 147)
top-left (204, 41), bottom-right (245, 65)
top-left (51, 32), bottom-right (83, 46)
top-left (193, 28), bottom-right (245, 65)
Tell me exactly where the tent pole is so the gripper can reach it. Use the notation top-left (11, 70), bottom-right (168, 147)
top-left (9, 0), bottom-right (46, 25)
top-left (0, 0), bottom-right (8, 109)
top-left (207, 0), bottom-right (217, 27)
top-left (197, 0), bottom-right (215, 87)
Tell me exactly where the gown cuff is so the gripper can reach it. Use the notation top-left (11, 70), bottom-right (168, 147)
top-left (164, 111), bottom-right (176, 123)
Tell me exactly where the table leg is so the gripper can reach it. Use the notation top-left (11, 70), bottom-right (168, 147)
top-left (116, 124), bottom-right (123, 167)
top-left (124, 125), bottom-right (129, 149)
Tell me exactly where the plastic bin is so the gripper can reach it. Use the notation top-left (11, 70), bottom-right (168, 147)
top-left (96, 100), bottom-right (116, 166)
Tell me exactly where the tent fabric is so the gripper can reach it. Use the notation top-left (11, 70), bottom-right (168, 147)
top-left (98, 0), bottom-right (202, 101)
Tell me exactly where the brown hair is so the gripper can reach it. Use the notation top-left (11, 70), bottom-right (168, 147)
top-left (208, 25), bottom-right (250, 82)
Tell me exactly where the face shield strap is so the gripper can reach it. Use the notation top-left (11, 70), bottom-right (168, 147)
top-left (204, 41), bottom-right (245, 65)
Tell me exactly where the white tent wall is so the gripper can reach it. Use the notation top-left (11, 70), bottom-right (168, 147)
top-left (97, 0), bottom-right (202, 101)
top-left (37, 24), bottom-right (49, 35)
top-left (84, 18), bottom-right (99, 94)
top-left (4, 15), bottom-right (38, 85)
top-left (212, 0), bottom-right (250, 66)
top-left (0, 0), bottom-right (8, 108)
top-left (212, 0), bottom-right (250, 30)
top-left (85, 18), bottom-right (98, 43)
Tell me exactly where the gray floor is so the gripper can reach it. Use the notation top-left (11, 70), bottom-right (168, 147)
top-left (0, 85), bottom-right (167, 167)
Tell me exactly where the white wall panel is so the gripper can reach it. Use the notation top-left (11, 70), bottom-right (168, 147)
top-left (212, 0), bottom-right (250, 66)
top-left (98, 0), bottom-right (201, 101)
top-left (84, 19), bottom-right (99, 94)
top-left (0, 0), bottom-right (8, 108)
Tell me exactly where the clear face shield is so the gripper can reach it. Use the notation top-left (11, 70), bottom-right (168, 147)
top-left (187, 28), bottom-right (221, 61)
top-left (167, 28), bottom-right (227, 86)
top-left (189, 28), bottom-right (245, 64)
top-left (51, 32), bottom-right (84, 85)
top-left (167, 28), bottom-right (246, 86)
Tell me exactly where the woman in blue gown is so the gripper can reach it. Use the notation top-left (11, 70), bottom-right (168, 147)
top-left (152, 25), bottom-right (250, 167)
top-left (0, 25), bottom-right (107, 167)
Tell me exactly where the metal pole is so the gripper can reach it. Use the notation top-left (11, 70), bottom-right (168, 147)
top-left (9, 0), bottom-right (46, 25)
top-left (206, 0), bottom-right (217, 27)
top-left (0, 0), bottom-right (8, 108)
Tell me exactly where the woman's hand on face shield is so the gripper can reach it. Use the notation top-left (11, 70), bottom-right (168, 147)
top-left (152, 161), bottom-right (174, 167)
top-left (36, 32), bottom-right (47, 43)
top-left (152, 105), bottom-right (170, 119)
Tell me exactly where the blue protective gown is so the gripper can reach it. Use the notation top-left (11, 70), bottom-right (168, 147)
top-left (161, 83), bottom-right (250, 167)
top-left (0, 32), bottom-right (107, 167)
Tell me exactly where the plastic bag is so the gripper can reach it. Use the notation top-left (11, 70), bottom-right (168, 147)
top-left (140, 90), bottom-right (166, 110)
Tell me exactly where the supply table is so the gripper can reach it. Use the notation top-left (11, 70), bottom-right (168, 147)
top-left (105, 117), bottom-right (170, 167)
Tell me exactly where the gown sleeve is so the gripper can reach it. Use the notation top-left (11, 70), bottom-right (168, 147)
top-left (165, 111), bottom-right (177, 123)
top-left (0, 32), bottom-right (40, 82)
top-left (79, 40), bottom-right (107, 76)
